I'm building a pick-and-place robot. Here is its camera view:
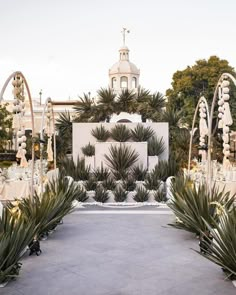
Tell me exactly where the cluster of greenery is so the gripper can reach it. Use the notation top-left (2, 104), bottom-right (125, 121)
top-left (61, 153), bottom-right (180, 203)
top-left (0, 174), bottom-right (80, 285)
top-left (168, 176), bottom-right (236, 280)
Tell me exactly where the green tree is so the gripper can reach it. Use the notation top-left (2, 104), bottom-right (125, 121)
top-left (138, 92), bottom-right (166, 122)
top-left (96, 87), bottom-right (116, 122)
top-left (116, 89), bottom-right (137, 113)
top-left (0, 104), bottom-right (12, 151)
top-left (166, 56), bottom-right (236, 125)
top-left (73, 93), bottom-right (96, 122)
top-left (56, 111), bottom-right (72, 156)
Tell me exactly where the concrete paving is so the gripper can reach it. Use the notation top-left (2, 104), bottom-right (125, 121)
top-left (1, 209), bottom-right (236, 295)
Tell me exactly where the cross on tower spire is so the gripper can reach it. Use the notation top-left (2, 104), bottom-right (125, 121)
top-left (121, 28), bottom-right (130, 46)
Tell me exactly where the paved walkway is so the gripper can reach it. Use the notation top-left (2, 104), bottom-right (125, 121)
top-left (2, 207), bottom-right (235, 295)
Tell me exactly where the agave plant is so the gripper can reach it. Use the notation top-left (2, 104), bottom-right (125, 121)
top-left (16, 175), bottom-right (78, 238)
top-left (122, 177), bottom-right (136, 191)
top-left (102, 177), bottom-right (116, 191)
top-left (152, 155), bottom-right (180, 182)
top-left (148, 136), bottom-right (165, 156)
top-left (60, 156), bottom-right (90, 181)
top-left (73, 93), bottom-right (96, 122)
top-left (154, 188), bottom-right (167, 202)
top-left (92, 164), bottom-right (110, 181)
top-left (81, 142), bottom-right (95, 157)
top-left (131, 124), bottom-right (155, 142)
top-left (76, 186), bottom-right (88, 202)
top-left (133, 187), bottom-right (149, 202)
top-left (144, 172), bottom-right (161, 190)
top-left (196, 207), bottom-right (236, 280)
top-left (0, 208), bottom-right (36, 284)
top-left (93, 186), bottom-right (109, 203)
top-left (91, 125), bottom-right (110, 141)
top-left (113, 187), bottom-right (128, 202)
top-left (110, 125), bottom-right (131, 142)
top-left (104, 144), bottom-right (139, 180)
top-left (84, 177), bottom-right (97, 191)
top-left (131, 164), bottom-right (147, 181)
top-left (168, 177), bottom-right (235, 234)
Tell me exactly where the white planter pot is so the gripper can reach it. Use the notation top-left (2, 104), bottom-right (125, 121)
top-left (76, 180), bottom-right (85, 189)
top-left (148, 190), bottom-right (156, 202)
top-left (85, 156), bottom-right (95, 170)
top-left (148, 156), bottom-right (159, 171)
top-left (126, 191), bottom-right (136, 203)
top-left (135, 181), bottom-right (145, 190)
top-left (107, 191), bottom-right (115, 203)
top-left (86, 190), bottom-right (95, 202)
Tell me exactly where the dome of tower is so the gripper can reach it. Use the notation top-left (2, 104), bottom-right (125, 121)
top-left (109, 46), bottom-right (139, 75)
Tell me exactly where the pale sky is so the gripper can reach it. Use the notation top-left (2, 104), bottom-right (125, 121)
top-left (0, 0), bottom-right (236, 102)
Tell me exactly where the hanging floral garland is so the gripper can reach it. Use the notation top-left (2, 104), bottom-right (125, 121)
top-left (217, 77), bottom-right (233, 169)
top-left (12, 74), bottom-right (28, 168)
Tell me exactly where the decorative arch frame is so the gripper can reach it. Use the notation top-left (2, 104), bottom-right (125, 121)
top-left (207, 72), bottom-right (236, 193)
top-left (0, 71), bottom-right (35, 198)
top-left (188, 96), bottom-right (210, 172)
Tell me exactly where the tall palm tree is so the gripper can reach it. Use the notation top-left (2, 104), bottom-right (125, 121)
top-left (56, 111), bottom-right (73, 156)
top-left (96, 87), bottom-right (117, 122)
top-left (56, 111), bottom-right (72, 138)
top-left (73, 93), bottom-right (96, 122)
top-left (116, 89), bottom-right (137, 113)
top-left (138, 92), bottom-right (166, 122)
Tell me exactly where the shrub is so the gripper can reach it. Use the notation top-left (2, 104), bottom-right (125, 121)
top-left (110, 124), bottom-right (131, 142)
top-left (154, 188), bottom-right (167, 202)
top-left (113, 187), bottom-right (128, 202)
top-left (93, 186), bottom-right (109, 203)
top-left (152, 155), bottom-right (180, 181)
top-left (144, 172), bottom-right (161, 190)
top-left (102, 177), bottom-right (116, 190)
top-left (196, 207), bottom-right (236, 280)
top-left (104, 144), bottom-right (139, 180)
top-left (131, 124), bottom-right (155, 142)
top-left (133, 187), bottom-right (149, 202)
top-left (76, 186), bottom-right (88, 202)
top-left (16, 174), bottom-right (78, 238)
top-left (81, 142), bottom-right (95, 157)
top-left (60, 156), bottom-right (90, 181)
top-left (93, 164), bottom-right (110, 181)
top-left (168, 177), bottom-right (235, 234)
top-left (131, 164), bottom-right (147, 181)
top-left (0, 208), bottom-right (36, 284)
top-left (122, 177), bottom-right (136, 191)
top-left (148, 136), bottom-right (165, 156)
top-left (91, 125), bottom-right (110, 141)
top-left (84, 177), bottom-right (97, 191)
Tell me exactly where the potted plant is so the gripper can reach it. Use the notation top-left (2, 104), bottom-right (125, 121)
top-left (131, 124), bottom-right (155, 142)
top-left (81, 142), bottom-right (95, 170)
top-left (91, 125), bottom-right (110, 141)
top-left (147, 136), bottom-right (165, 171)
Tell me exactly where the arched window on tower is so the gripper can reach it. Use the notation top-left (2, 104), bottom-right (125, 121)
top-left (132, 77), bottom-right (137, 88)
top-left (111, 77), bottom-right (117, 89)
top-left (120, 76), bottom-right (128, 89)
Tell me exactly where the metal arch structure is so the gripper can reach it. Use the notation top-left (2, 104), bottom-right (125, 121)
top-left (0, 71), bottom-right (35, 198)
top-left (187, 96), bottom-right (210, 173)
top-left (207, 72), bottom-right (236, 193)
top-left (39, 97), bottom-right (57, 195)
